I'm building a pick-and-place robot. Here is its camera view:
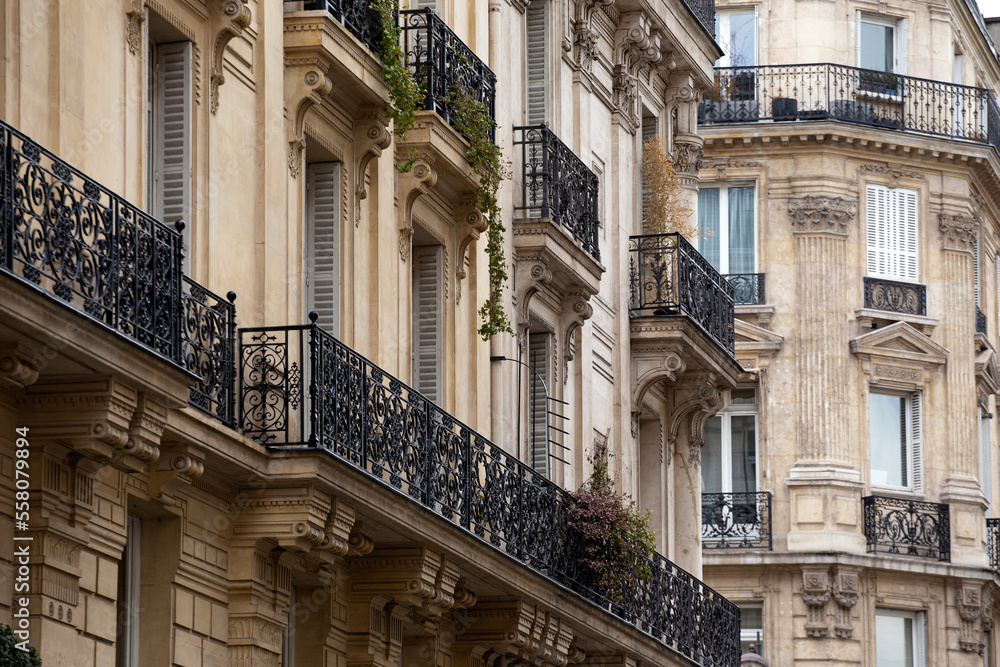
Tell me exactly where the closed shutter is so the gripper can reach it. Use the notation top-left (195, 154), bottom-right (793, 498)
top-left (641, 118), bottom-right (657, 225)
top-left (866, 184), bottom-right (918, 282)
top-left (910, 391), bottom-right (922, 493)
top-left (411, 0), bottom-right (438, 11)
top-left (153, 41), bottom-right (192, 228)
top-left (981, 409), bottom-right (992, 517)
top-left (525, 1), bottom-right (548, 125)
top-left (975, 240), bottom-right (981, 306)
top-left (412, 246), bottom-right (443, 403)
top-left (528, 332), bottom-right (551, 477)
top-left (306, 163), bottom-right (341, 336)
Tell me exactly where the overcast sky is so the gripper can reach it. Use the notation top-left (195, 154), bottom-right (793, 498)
top-left (979, 0), bottom-right (1000, 18)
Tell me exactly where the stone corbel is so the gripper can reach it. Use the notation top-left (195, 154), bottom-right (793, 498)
top-left (285, 58), bottom-right (334, 178)
top-left (230, 487), bottom-right (356, 560)
top-left (561, 294), bottom-right (593, 384)
top-left (612, 65), bottom-right (639, 131)
top-left (397, 160), bottom-right (438, 262)
top-left (958, 582), bottom-right (985, 653)
top-left (789, 196), bottom-right (858, 236)
top-left (348, 545), bottom-right (467, 619)
top-left (0, 342), bottom-right (40, 388)
top-left (355, 108), bottom-right (393, 227)
top-left (455, 202), bottom-right (487, 304)
top-left (939, 213), bottom-right (980, 255)
top-left (831, 567), bottom-right (859, 639)
top-left (126, 0), bottom-right (146, 56)
top-left (458, 599), bottom-right (584, 667)
top-left (665, 371), bottom-right (722, 451)
top-left (147, 444), bottom-right (204, 507)
top-left (801, 567), bottom-right (831, 638)
top-left (347, 594), bottom-right (406, 667)
top-left (672, 135), bottom-right (703, 189)
top-left (209, 0), bottom-right (252, 114)
top-left (615, 12), bottom-right (662, 77)
top-left (115, 393), bottom-right (165, 471)
top-left (513, 258), bottom-right (553, 349)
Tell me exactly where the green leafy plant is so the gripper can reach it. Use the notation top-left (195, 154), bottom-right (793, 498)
top-left (372, 0), bottom-right (422, 172)
top-left (445, 64), bottom-right (513, 341)
top-left (564, 464), bottom-right (655, 602)
top-left (0, 624), bottom-right (42, 667)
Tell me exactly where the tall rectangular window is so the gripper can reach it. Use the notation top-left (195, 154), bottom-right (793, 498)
top-left (698, 185), bottom-right (755, 274)
top-left (876, 610), bottom-right (926, 667)
top-left (148, 39), bottom-right (192, 227)
top-left (858, 14), bottom-right (906, 75)
top-left (703, 389), bottom-right (758, 494)
top-left (116, 515), bottom-right (141, 667)
top-left (525, 0), bottom-right (549, 125)
top-left (716, 8), bottom-right (757, 67)
top-left (411, 245), bottom-right (443, 403)
top-left (306, 162), bottom-right (341, 336)
top-left (869, 390), bottom-right (922, 491)
top-left (528, 330), bottom-right (554, 477)
top-left (739, 604), bottom-right (764, 656)
top-left (866, 185), bottom-right (918, 282)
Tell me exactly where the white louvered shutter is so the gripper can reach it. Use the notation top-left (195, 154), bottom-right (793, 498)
top-left (866, 185), bottom-right (918, 282)
top-left (528, 332), bottom-right (551, 477)
top-left (909, 392), bottom-right (922, 493)
top-left (412, 246), bottom-right (443, 403)
top-left (153, 42), bottom-right (191, 228)
top-left (525, 1), bottom-right (548, 125)
top-left (306, 163), bottom-right (341, 336)
top-left (981, 409), bottom-right (992, 516)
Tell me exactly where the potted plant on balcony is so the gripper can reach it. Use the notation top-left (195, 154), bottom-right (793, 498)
top-left (771, 95), bottom-right (798, 121)
top-left (798, 102), bottom-right (829, 120)
top-left (858, 70), bottom-right (902, 96)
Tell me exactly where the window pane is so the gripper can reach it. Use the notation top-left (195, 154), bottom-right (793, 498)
top-left (703, 416), bottom-right (724, 493)
top-left (861, 21), bottom-right (894, 72)
top-left (876, 614), bottom-right (914, 667)
top-left (740, 605), bottom-right (763, 655)
top-left (699, 189), bottom-right (721, 270)
top-left (728, 186), bottom-right (755, 273)
top-left (870, 393), bottom-right (905, 486)
top-left (729, 11), bottom-right (756, 67)
top-left (731, 388), bottom-right (756, 405)
top-left (731, 415), bottom-right (757, 493)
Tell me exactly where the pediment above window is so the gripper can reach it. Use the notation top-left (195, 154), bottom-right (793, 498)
top-left (735, 319), bottom-right (784, 379)
top-left (975, 345), bottom-right (999, 399)
top-left (850, 321), bottom-right (948, 389)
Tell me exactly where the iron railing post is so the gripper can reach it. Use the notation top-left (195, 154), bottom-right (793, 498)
top-left (1, 127), bottom-right (10, 272)
top-left (307, 317), bottom-right (319, 447)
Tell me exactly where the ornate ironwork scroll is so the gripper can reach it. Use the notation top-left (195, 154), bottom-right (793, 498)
top-left (701, 492), bottom-right (772, 549)
top-left (723, 273), bottom-right (765, 305)
top-left (977, 306), bottom-right (987, 335)
top-left (182, 277), bottom-right (236, 425)
top-left (514, 125), bottom-right (601, 261)
top-left (863, 495), bottom-right (950, 561)
top-left (863, 277), bottom-right (926, 316)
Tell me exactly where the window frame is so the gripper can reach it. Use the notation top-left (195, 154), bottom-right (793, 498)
top-left (702, 388), bottom-right (760, 495)
top-left (868, 388), bottom-right (922, 493)
top-left (875, 608), bottom-right (926, 667)
top-left (865, 184), bottom-right (919, 284)
top-left (697, 182), bottom-right (758, 275)
top-left (857, 13), bottom-right (907, 75)
top-left (715, 6), bottom-right (758, 68)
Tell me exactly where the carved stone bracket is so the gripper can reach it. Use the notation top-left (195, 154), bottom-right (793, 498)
top-left (612, 65), bottom-right (639, 131)
top-left (789, 196), bottom-right (858, 236)
top-left (0, 342), bottom-right (40, 388)
top-left (116, 394), bottom-right (165, 471)
top-left (666, 371), bottom-right (722, 452)
top-left (455, 202), bottom-right (487, 304)
top-left (562, 293), bottom-right (593, 383)
top-left (939, 213), bottom-right (980, 255)
top-left (958, 583), bottom-right (985, 653)
top-left (513, 259), bottom-right (554, 350)
top-left (209, 0), bottom-right (252, 115)
top-left (126, 0), bottom-right (146, 55)
top-left (801, 568), bottom-right (831, 638)
top-left (397, 160), bottom-right (438, 261)
top-left (831, 568), bottom-right (859, 639)
top-left (458, 599), bottom-right (585, 667)
top-left (148, 443), bottom-right (204, 508)
top-left (355, 107), bottom-right (393, 226)
top-left (573, 26), bottom-right (599, 72)
top-left (285, 57), bottom-right (334, 178)
top-left (615, 12), bottom-right (662, 78)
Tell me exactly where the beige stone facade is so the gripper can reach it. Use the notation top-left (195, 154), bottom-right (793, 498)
top-left (698, 0), bottom-right (1000, 664)
top-left (0, 1), bottom-right (746, 666)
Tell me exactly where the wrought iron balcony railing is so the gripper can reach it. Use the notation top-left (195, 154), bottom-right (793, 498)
top-left (977, 306), bottom-right (987, 335)
top-left (682, 0), bottom-right (715, 37)
top-left (400, 9), bottom-right (497, 142)
top-left (863, 277), bottom-right (927, 317)
top-left (863, 495), bottom-right (950, 561)
top-left (989, 518), bottom-right (1000, 570)
top-left (628, 233), bottom-right (735, 354)
top-left (699, 63), bottom-right (1000, 154)
top-left (514, 125), bottom-right (600, 261)
top-left (0, 120), bottom-right (237, 426)
top-left (284, 0), bottom-right (382, 54)
top-left (724, 273), bottom-right (765, 305)
top-left (238, 317), bottom-right (740, 667)
top-left (702, 492), bottom-right (772, 550)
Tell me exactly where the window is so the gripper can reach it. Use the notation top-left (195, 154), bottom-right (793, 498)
top-left (716, 8), bottom-right (757, 67)
top-left (306, 162), bottom-right (341, 336)
top-left (525, 0), bottom-right (549, 125)
top-left (283, 587), bottom-right (296, 667)
top-left (875, 610), bottom-right (926, 667)
top-left (703, 388), bottom-right (758, 494)
top-left (698, 185), bottom-right (756, 275)
top-left (411, 244), bottom-right (443, 403)
top-left (528, 330), bottom-right (554, 477)
top-left (116, 515), bottom-right (141, 667)
top-left (739, 604), bottom-right (764, 656)
top-left (859, 14), bottom-right (906, 75)
top-left (866, 185), bottom-right (918, 282)
top-left (869, 390), bottom-right (922, 491)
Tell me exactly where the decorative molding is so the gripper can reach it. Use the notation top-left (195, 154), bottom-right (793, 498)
top-left (831, 568), bottom-right (859, 639)
top-left (126, 0), bottom-right (145, 55)
top-left (938, 213), bottom-right (980, 255)
top-left (397, 161), bottom-right (438, 261)
top-left (858, 163), bottom-right (925, 188)
top-left (801, 568), bottom-right (831, 638)
top-left (611, 65), bottom-right (638, 131)
top-left (788, 196), bottom-right (858, 235)
top-left (958, 583), bottom-right (985, 653)
top-left (148, 444), bottom-right (204, 507)
top-left (0, 343), bottom-right (40, 388)
top-left (573, 26), bottom-right (599, 72)
top-left (614, 12), bottom-right (662, 77)
top-left (285, 58), bottom-right (334, 177)
top-left (209, 0), bottom-right (252, 114)
top-left (355, 107), bottom-right (392, 226)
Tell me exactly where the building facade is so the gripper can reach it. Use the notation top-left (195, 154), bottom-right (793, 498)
top-left (697, 0), bottom-right (1000, 664)
top-left (0, 1), bottom-right (746, 666)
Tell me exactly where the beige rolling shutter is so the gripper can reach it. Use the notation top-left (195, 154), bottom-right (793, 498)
top-left (412, 246), bottom-right (443, 403)
top-left (909, 392), bottom-right (922, 493)
top-left (528, 332), bottom-right (552, 477)
top-left (153, 41), bottom-right (191, 228)
top-left (525, 1), bottom-right (548, 125)
top-left (306, 163), bottom-right (341, 336)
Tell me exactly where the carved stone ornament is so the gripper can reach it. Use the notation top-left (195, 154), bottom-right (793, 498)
top-left (789, 196), bottom-right (858, 235)
top-left (126, 0), bottom-right (146, 55)
top-left (939, 213), bottom-right (980, 255)
top-left (958, 584), bottom-right (985, 653)
top-left (801, 568), bottom-right (831, 638)
top-left (612, 65), bottom-right (638, 129)
top-left (615, 12), bottom-right (662, 77)
top-left (573, 25), bottom-right (599, 72)
top-left (858, 163), bottom-right (925, 188)
top-left (209, 0), bottom-right (252, 115)
top-left (831, 570), bottom-right (859, 639)
top-left (673, 141), bottom-right (703, 176)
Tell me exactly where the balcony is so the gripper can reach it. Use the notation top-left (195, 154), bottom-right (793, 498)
top-left (977, 306), bottom-right (987, 335)
top-left (724, 273), bottom-right (765, 305)
top-left (0, 120), bottom-right (236, 425)
top-left (401, 9), bottom-right (497, 142)
top-left (238, 317), bottom-right (740, 667)
top-left (701, 492), bottom-right (772, 550)
top-left (863, 495), bottom-right (950, 561)
top-left (514, 125), bottom-right (600, 261)
top-left (681, 0), bottom-right (716, 37)
top-left (989, 518), bottom-right (1000, 570)
top-left (863, 277), bottom-right (926, 317)
top-left (284, 0), bottom-right (381, 54)
top-left (698, 63), bottom-right (1000, 154)
top-left (628, 233), bottom-right (735, 355)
